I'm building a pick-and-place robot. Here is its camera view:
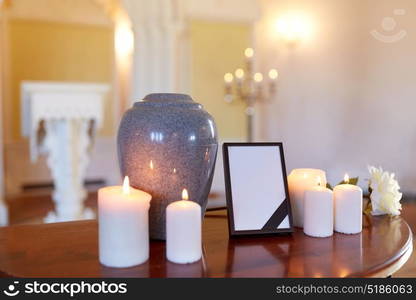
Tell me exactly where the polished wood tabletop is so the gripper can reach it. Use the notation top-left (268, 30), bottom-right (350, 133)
top-left (0, 210), bottom-right (412, 278)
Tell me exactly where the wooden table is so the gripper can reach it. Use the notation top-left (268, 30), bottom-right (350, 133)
top-left (0, 210), bottom-right (412, 278)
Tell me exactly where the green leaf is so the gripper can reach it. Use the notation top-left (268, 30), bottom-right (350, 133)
top-left (338, 176), bottom-right (359, 186)
top-left (326, 176), bottom-right (359, 190)
top-left (363, 201), bottom-right (372, 216)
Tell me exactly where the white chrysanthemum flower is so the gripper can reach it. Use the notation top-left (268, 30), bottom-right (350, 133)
top-left (368, 166), bottom-right (402, 216)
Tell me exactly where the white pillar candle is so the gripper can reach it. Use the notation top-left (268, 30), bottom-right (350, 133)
top-left (334, 174), bottom-right (363, 234)
top-left (166, 189), bottom-right (202, 264)
top-left (304, 179), bottom-right (334, 238)
top-left (98, 176), bottom-right (152, 268)
top-left (288, 168), bottom-right (327, 227)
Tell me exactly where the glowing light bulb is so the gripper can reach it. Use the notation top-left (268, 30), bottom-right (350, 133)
top-left (224, 72), bottom-right (234, 83)
top-left (254, 72), bottom-right (263, 83)
top-left (122, 176), bottom-right (130, 195)
top-left (115, 22), bottom-right (134, 57)
top-left (244, 47), bottom-right (254, 58)
top-left (275, 12), bottom-right (314, 42)
top-left (235, 68), bottom-right (245, 79)
top-left (344, 173), bottom-right (350, 184)
top-left (269, 69), bottom-right (279, 80)
top-left (182, 188), bottom-right (189, 201)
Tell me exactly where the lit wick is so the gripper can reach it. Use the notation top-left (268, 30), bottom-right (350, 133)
top-left (122, 176), bottom-right (130, 195)
top-left (344, 173), bottom-right (350, 184)
top-left (182, 188), bottom-right (189, 201)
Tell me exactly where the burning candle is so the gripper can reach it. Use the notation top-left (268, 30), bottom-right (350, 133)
top-left (334, 174), bottom-right (363, 234)
top-left (303, 177), bottom-right (334, 237)
top-left (166, 189), bottom-right (202, 264)
top-left (287, 168), bottom-right (327, 227)
top-left (98, 176), bottom-right (152, 268)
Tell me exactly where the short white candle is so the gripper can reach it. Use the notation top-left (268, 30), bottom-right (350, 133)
top-left (166, 189), bottom-right (202, 264)
top-left (288, 168), bottom-right (327, 227)
top-left (98, 176), bottom-right (152, 268)
top-left (334, 174), bottom-right (363, 234)
top-left (304, 178), bottom-right (334, 238)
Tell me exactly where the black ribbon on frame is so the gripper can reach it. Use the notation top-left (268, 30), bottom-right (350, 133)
top-left (261, 200), bottom-right (289, 230)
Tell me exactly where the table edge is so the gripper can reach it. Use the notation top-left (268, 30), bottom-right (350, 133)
top-left (0, 215), bottom-right (413, 278)
top-left (361, 222), bottom-right (413, 278)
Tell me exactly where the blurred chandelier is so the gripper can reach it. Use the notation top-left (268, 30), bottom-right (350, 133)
top-left (223, 48), bottom-right (278, 142)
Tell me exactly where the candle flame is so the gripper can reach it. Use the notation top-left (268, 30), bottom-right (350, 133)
top-left (150, 160), bottom-right (154, 170)
top-left (123, 176), bottom-right (130, 195)
top-left (173, 168), bottom-right (177, 174)
top-left (344, 173), bottom-right (349, 184)
top-left (317, 176), bottom-right (322, 186)
top-left (182, 188), bottom-right (189, 201)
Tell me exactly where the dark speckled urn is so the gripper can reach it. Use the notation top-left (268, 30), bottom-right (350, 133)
top-left (117, 93), bottom-right (218, 240)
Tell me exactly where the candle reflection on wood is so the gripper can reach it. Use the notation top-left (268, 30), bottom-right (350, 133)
top-left (226, 238), bottom-right (291, 277)
top-left (332, 232), bottom-right (363, 277)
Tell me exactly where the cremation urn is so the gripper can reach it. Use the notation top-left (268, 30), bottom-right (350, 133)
top-left (117, 93), bottom-right (218, 240)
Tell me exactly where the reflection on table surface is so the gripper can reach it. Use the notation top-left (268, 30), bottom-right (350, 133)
top-left (202, 210), bottom-right (410, 278)
top-left (0, 209), bottom-right (411, 278)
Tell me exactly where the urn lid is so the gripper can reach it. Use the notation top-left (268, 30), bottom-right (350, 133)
top-left (142, 93), bottom-right (193, 103)
top-left (134, 93), bottom-right (201, 108)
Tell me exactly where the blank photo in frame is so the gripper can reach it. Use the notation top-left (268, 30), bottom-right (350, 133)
top-left (223, 143), bottom-right (293, 236)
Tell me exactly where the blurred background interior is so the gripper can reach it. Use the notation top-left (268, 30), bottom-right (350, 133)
top-left (0, 0), bottom-right (415, 275)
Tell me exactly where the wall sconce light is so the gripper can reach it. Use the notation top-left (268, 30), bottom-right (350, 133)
top-left (115, 22), bottom-right (134, 57)
top-left (275, 12), bottom-right (314, 43)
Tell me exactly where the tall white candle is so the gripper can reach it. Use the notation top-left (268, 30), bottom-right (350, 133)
top-left (334, 174), bottom-right (363, 234)
top-left (98, 176), bottom-right (152, 268)
top-left (166, 189), bottom-right (202, 264)
top-left (288, 168), bottom-right (327, 227)
top-left (304, 178), bottom-right (333, 238)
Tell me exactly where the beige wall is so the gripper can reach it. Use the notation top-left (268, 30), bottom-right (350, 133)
top-left (5, 19), bottom-right (114, 141)
top-left (255, 0), bottom-right (416, 193)
top-left (1, 13), bottom-right (254, 195)
top-left (0, 6), bottom-right (5, 199)
top-left (6, 0), bottom-right (111, 26)
top-left (190, 20), bottom-right (251, 140)
top-left (0, 0), bottom-right (118, 195)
